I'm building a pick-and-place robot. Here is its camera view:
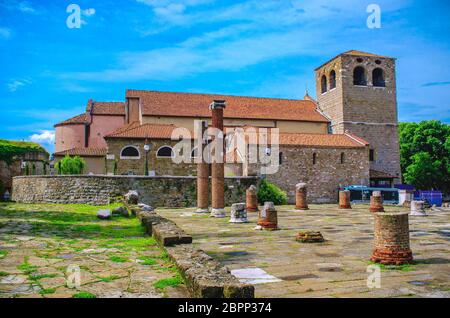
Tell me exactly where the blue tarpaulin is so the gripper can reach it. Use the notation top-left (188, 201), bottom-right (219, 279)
top-left (414, 191), bottom-right (443, 207)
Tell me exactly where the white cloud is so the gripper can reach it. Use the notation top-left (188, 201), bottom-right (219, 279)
top-left (17, 1), bottom-right (35, 13)
top-left (7, 78), bottom-right (32, 92)
top-left (66, 0), bottom-right (413, 84)
top-left (30, 130), bottom-right (55, 145)
top-left (0, 27), bottom-right (11, 39)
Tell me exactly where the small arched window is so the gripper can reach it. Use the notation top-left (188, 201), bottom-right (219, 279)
top-left (329, 70), bottom-right (336, 89)
top-left (321, 75), bottom-right (327, 93)
top-left (353, 66), bottom-right (367, 86)
top-left (340, 152), bottom-right (345, 164)
top-left (313, 153), bottom-right (317, 165)
top-left (120, 146), bottom-right (140, 159)
top-left (372, 68), bottom-right (385, 87)
top-left (279, 152), bottom-right (283, 165)
top-left (157, 146), bottom-right (174, 158)
top-left (191, 147), bottom-right (198, 158)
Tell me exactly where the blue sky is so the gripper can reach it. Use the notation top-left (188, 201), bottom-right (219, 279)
top-left (0, 0), bottom-right (449, 153)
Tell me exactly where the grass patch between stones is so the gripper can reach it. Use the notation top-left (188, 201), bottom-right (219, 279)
top-left (72, 291), bottom-right (97, 298)
top-left (153, 273), bottom-right (183, 290)
top-left (368, 261), bottom-right (416, 272)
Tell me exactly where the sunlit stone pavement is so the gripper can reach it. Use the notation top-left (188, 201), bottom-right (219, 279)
top-left (158, 204), bottom-right (450, 298)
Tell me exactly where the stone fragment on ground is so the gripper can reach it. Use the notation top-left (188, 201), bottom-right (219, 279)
top-left (124, 190), bottom-right (139, 205)
top-left (112, 206), bottom-right (130, 217)
top-left (97, 209), bottom-right (112, 220)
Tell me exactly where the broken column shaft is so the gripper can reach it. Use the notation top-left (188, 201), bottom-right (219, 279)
top-left (370, 191), bottom-right (384, 212)
top-left (258, 202), bottom-right (278, 230)
top-left (339, 190), bottom-right (352, 209)
top-left (295, 183), bottom-right (309, 210)
top-left (246, 185), bottom-right (258, 212)
top-left (196, 120), bottom-right (209, 213)
top-left (210, 100), bottom-right (226, 218)
top-left (371, 212), bottom-right (413, 265)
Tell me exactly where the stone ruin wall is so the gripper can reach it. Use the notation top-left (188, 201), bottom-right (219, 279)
top-left (249, 145), bottom-right (370, 204)
top-left (11, 175), bottom-right (257, 207)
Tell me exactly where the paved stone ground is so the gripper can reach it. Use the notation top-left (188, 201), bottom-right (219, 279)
top-left (0, 203), bottom-right (188, 298)
top-left (158, 204), bottom-right (450, 298)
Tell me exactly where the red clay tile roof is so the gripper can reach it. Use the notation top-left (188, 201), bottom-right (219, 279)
top-left (278, 132), bottom-right (366, 148)
top-left (342, 50), bottom-right (391, 58)
top-left (106, 123), bottom-right (366, 148)
top-left (225, 127), bottom-right (367, 148)
top-left (105, 123), bottom-right (192, 140)
top-left (343, 132), bottom-right (370, 146)
top-left (54, 147), bottom-right (107, 157)
top-left (370, 169), bottom-right (396, 179)
top-left (54, 113), bottom-right (88, 127)
top-left (126, 90), bottom-right (329, 123)
top-left (315, 50), bottom-right (393, 71)
top-left (88, 101), bottom-right (125, 115)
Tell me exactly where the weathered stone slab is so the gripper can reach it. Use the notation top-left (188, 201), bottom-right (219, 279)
top-left (153, 222), bottom-right (193, 246)
top-left (166, 245), bottom-right (254, 298)
top-left (97, 209), bottom-right (111, 220)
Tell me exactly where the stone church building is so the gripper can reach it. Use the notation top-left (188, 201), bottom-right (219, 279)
top-left (54, 50), bottom-right (401, 202)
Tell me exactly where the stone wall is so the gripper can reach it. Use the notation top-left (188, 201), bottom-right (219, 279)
top-left (106, 138), bottom-right (197, 176)
top-left (1, 160), bottom-right (47, 198)
top-left (11, 175), bottom-right (258, 207)
top-left (250, 145), bottom-right (370, 204)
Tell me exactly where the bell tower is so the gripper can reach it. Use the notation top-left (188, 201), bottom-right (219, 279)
top-left (315, 50), bottom-right (401, 183)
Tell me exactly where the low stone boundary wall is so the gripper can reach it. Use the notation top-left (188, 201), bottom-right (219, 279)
top-left (12, 175), bottom-right (258, 207)
top-left (134, 208), bottom-right (254, 298)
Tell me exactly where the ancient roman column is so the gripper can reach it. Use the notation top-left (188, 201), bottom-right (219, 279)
top-left (410, 200), bottom-right (427, 216)
top-left (371, 212), bottom-right (413, 265)
top-left (339, 190), bottom-right (352, 209)
top-left (295, 183), bottom-right (309, 210)
top-left (369, 191), bottom-right (384, 212)
top-left (229, 203), bottom-right (248, 223)
top-left (210, 100), bottom-right (226, 218)
top-left (196, 120), bottom-right (209, 213)
top-left (257, 202), bottom-right (278, 230)
top-left (246, 185), bottom-right (258, 212)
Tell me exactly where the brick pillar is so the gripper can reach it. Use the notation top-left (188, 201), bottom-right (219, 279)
top-left (369, 191), bottom-right (384, 212)
top-left (196, 120), bottom-right (209, 213)
top-left (339, 190), bottom-right (351, 209)
top-left (210, 100), bottom-right (226, 218)
top-left (257, 202), bottom-right (278, 230)
top-left (371, 212), bottom-right (413, 265)
top-left (246, 185), bottom-right (258, 212)
top-left (295, 183), bottom-right (309, 210)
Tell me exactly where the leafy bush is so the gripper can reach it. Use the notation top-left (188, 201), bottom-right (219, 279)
top-left (55, 155), bottom-right (86, 175)
top-left (257, 179), bottom-right (287, 205)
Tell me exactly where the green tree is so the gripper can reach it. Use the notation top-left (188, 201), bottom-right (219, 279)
top-left (257, 179), bottom-right (287, 205)
top-left (55, 155), bottom-right (86, 175)
top-left (399, 120), bottom-right (450, 193)
top-left (403, 152), bottom-right (443, 190)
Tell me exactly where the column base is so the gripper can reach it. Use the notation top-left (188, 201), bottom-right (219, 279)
top-left (257, 221), bottom-right (279, 230)
top-left (246, 207), bottom-right (259, 213)
top-left (370, 207), bottom-right (385, 212)
top-left (295, 206), bottom-right (309, 211)
top-left (371, 247), bottom-right (413, 265)
top-left (339, 205), bottom-right (352, 209)
top-left (195, 208), bottom-right (209, 214)
top-left (410, 211), bottom-right (427, 217)
top-left (210, 208), bottom-right (226, 218)
top-left (229, 218), bottom-right (249, 224)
